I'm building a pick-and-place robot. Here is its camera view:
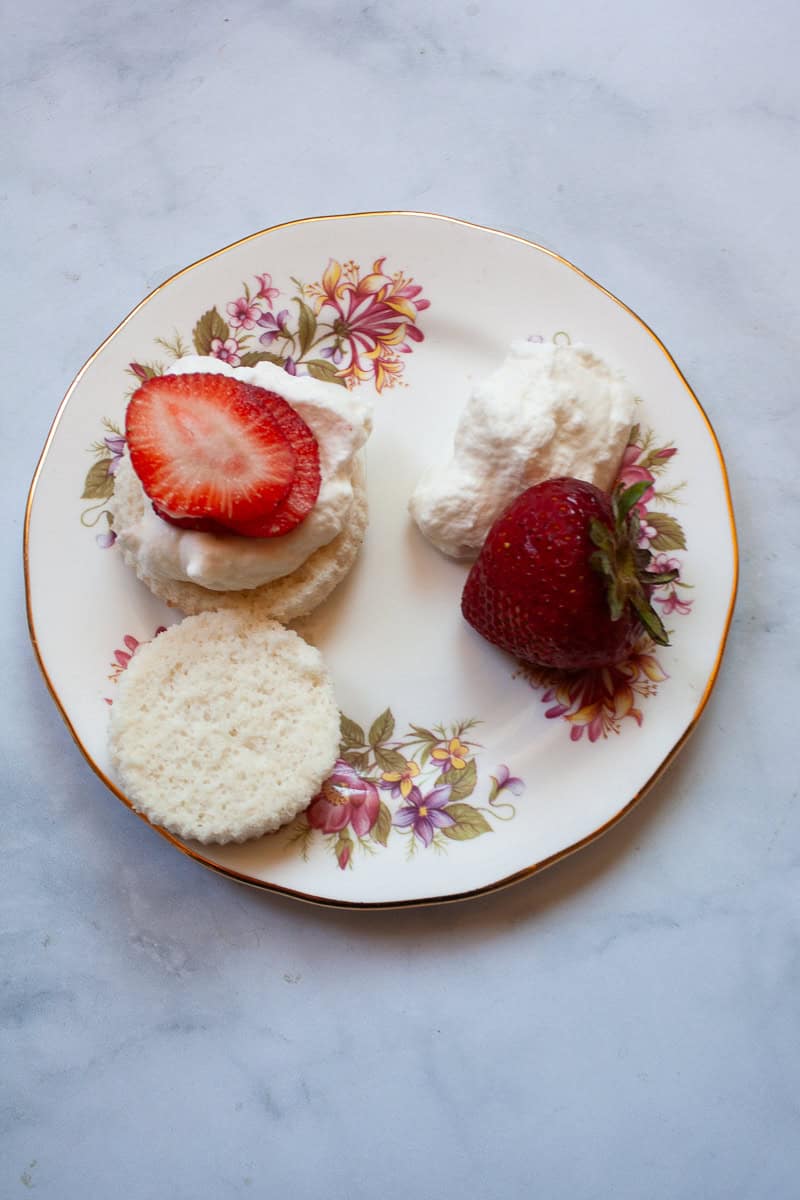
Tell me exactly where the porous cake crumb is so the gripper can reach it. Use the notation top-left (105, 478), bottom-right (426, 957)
top-left (108, 611), bottom-right (340, 843)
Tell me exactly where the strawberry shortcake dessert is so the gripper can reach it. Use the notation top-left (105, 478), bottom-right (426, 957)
top-left (110, 356), bottom-right (372, 620)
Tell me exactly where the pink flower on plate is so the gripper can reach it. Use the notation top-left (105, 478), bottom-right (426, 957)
top-left (649, 552), bottom-right (691, 613)
top-left (114, 634), bottom-right (141, 670)
top-left (525, 637), bottom-right (669, 742)
top-left (307, 760), bottom-right (380, 837)
top-left (106, 627), bottom-right (167, 699)
top-left (337, 842), bottom-right (351, 870)
top-left (209, 337), bottom-right (241, 366)
top-left (226, 297), bottom-right (261, 330)
top-left (616, 444), bottom-right (656, 511)
top-left (308, 257), bottom-right (429, 392)
top-left (650, 552), bottom-right (681, 577)
top-left (255, 272), bottom-right (280, 306)
top-left (656, 589), bottom-right (692, 616)
top-left (638, 518), bottom-right (658, 549)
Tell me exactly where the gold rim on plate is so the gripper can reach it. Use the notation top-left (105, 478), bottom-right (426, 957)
top-left (24, 211), bottom-right (739, 909)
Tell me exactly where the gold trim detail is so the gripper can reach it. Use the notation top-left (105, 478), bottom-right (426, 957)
top-left (24, 211), bottom-right (739, 910)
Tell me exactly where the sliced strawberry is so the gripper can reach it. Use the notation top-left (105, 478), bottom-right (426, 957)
top-left (151, 502), bottom-right (228, 533)
top-left (220, 386), bottom-right (322, 538)
top-left (126, 373), bottom-right (296, 523)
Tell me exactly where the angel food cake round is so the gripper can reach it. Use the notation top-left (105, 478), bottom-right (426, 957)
top-left (110, 356), bottom-right (372, 619)
top-left (108, 612), bottom-right (341, 843)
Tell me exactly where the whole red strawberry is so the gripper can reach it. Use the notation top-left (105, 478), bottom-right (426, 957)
top-left (461, 478), bottom-right (677, 670)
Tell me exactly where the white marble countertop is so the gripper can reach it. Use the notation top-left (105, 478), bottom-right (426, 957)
top-left (5, 2), bottom-right (798, 1196)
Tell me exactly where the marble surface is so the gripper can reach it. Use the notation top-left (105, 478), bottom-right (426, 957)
top-left (4, 1), bottom-right (799, 1196)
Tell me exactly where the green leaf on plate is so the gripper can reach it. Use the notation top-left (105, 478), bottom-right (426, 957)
top-left (374, 746), bottom-right (408, 774)
top-left (441, 802), bottom-right (491, 841)
top-left (369, 708), bottom-right (395, 747)
top-left (442, 758), bottom-right (477, 802)
top-left (296, 299), bottom-right (317, 357)
top-left (192, 307), bottom-right (230, 355)
top-left (340, 714), bottom-right (366, 747)
top-left (306, 359), bottom-right (346, 387)
top-left (647, 511), bottom-right (687, 552)
top-left (340, 748), bottom-right (371, 772)
top-left (372, 802), bottom-right (392, 847)
top-left (238, 350), bottom-right (287, 368)
top-left (82, 458), bottom-right (114, 500)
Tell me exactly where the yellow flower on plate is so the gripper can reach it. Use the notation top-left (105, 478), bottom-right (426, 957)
top-left (381, 759), bottom-right (420, 798)
top-left (431, 737), bottom-right (469, 772)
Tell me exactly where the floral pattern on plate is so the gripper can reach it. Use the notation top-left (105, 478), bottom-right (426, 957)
top-left (80, 420), bottom-right (125, 547)
top-left (128, 259), bottom-right (429, 392)
top-left (284, 710), bottom-right (525, 870)
top-left (104, 627), bottom-right (167, 703)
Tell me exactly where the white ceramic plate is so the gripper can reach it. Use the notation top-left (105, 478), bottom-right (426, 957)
top-left (26, 212), bottom-right (737, 907)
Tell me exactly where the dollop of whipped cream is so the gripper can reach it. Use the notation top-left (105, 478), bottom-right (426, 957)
top-left (113, 355), bottom-right (372, 591)
top-left (409, 342), bottom-right (636, 559)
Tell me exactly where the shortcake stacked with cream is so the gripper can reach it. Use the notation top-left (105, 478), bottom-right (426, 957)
top-left (109, 358), bottom-right (372, 843)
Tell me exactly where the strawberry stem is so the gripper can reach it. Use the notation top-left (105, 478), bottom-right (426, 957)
top-left (630, 593), bottom-right (670, 646)
top-left (613, 479), bottom-right (650, 524)
top-left (589, 483), bottom-right (677, 647)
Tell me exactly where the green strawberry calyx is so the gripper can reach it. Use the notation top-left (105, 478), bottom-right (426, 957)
top-left (588, 481), bottom-right (678, 646)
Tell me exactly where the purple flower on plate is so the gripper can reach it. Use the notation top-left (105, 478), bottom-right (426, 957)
top-left (320, 343), bottom-right (344, 365)
top-left (284, 356), bottom-right (298, 376)
top-left (96, 528), bottom-right (116, 549)
top-left (104, 434), bottom-right (126, 476)
top-left (489, 765), bottom-right (524, 804)
top-left (256, 308), bottom-right (289, 346)
top-left (393, 784), bottom-right (454, 847)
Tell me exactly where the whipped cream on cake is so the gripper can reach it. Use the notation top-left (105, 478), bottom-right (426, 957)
top-left (112, 356), bottom-right (372, 591)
